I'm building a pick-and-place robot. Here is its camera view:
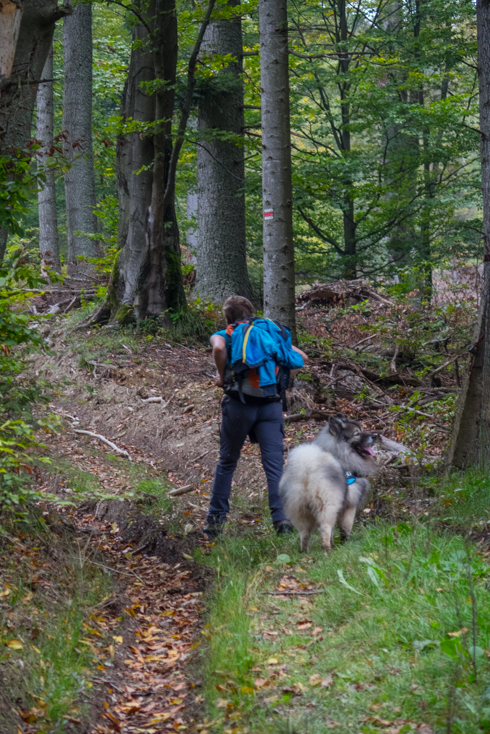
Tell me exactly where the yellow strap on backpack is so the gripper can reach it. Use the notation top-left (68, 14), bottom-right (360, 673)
top-left (242, 322), bottom-right (254, 363)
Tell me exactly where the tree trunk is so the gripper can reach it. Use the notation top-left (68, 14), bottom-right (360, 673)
top-left (104, 0), bottom-right (186, 324)
top-left (36, 42), bottom-right (61, 273)
top-left (338, 0), bottom-right (356, 279)
top-left (446, 0), bottom-right (490, 470)
top-left (82, 0), bottom-right (215, 329)
top-left (111, 5), bottom-right (156, 320)
top-left (63, 1), bottom-right (100, 278)
top-left (195, 0), bottom-right (253, 303)
top-left (259, 0), bottom-right (296, 337)
top-left (143, 0), bottom-right (186, 318)
top-left (0, 0), bottom-right (68, 261)
top-left (0, 0), bottom-right (23, 92)
top-left (115, 71), bottom-right (132, 253)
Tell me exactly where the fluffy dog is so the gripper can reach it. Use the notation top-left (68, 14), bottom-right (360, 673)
top-left (279, 414), bottom-right (377, 552)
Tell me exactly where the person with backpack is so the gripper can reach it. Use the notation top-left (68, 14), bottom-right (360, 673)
top-left (203, 296), bottom-right (308, 538)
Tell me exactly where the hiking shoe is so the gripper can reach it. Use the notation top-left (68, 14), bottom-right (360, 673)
top-left (202, 520), bottom-right (224, 539)
top-left (274, 520), bottom-right (295, 535)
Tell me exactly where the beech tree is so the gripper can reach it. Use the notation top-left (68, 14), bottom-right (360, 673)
top-left (36, 42), bottom-right (61, 273)
top-left (84, 0), bottom-right (216, 326)
top-left (195, 0), bottom-right (253, 303)
top-left (0, 0), bottom-right (69, 261)
top-left (446, 0), bottom-right (490, 470)
top-left (0, 0), bottom-right (23, 90)
top-left (63, 1), bottom-right (100, 277)
top-left (259, 0), bottom-right (296, 336)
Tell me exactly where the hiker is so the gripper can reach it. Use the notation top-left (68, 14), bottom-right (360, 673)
top-left (203, 296), bottom-right (308, 538)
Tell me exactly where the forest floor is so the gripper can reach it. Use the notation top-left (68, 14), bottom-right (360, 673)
top-left (2, 282), bottom-right (490, 733)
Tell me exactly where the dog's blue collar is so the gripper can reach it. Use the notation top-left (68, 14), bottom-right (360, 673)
top-left (346, 471), bottom-right (358, 485)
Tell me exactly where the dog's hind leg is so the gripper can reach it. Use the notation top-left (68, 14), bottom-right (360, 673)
top-left (339, 505), bottom-right (357, 543)
top-left (317, 505), bottom-right (339, 552)
top-left (296, 516), bottom-right (315, 553)
top-left (299, 529), bottom-right (311, 553)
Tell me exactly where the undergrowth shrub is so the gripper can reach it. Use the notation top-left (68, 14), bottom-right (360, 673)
top-left (0, 248), bottom-right (57, 507)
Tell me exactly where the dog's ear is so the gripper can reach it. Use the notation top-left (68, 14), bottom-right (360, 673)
top-left (329, 416), bottom-right (344, 435)
top-left (335, 412), bottom-right (347, 427)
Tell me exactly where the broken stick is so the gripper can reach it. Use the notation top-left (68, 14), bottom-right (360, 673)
top-left (167, 484), bottom-right (195, 497)
top-left (73, 429), bottom-right (131, 460)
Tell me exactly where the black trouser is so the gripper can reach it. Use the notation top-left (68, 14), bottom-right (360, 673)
top-left (207, 396), bottom-right (288, 524)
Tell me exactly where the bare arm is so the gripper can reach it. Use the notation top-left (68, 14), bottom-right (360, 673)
top-left (291, 344), bottom-right (308, 376)
top-left (210, 334), bottom-right (227, 387)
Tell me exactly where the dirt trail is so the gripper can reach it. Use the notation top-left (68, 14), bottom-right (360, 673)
top-left (71, 505), bottom-right (207, 733)
top-left (32, 335), bottom-right (278, 732)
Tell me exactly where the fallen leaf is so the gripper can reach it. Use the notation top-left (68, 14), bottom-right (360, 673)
top-left (448, 627), bottom-right (469, 637)
top-left (6, 640), bottom-right (23, 650)
top-left (321, 675), bottom-right (333, 688)
top-left (267, 657), bottom-right (279, 665)
top-left (215, 698), bottom-right (230, 709)
top-left (241, 686), bottom-right (254, 694)
top-left (296, 620), bottom-right (312, 630)
top-left (149, 712), bottom-right (173, 723)
top-left (309, 674), bottom-right (322, 686)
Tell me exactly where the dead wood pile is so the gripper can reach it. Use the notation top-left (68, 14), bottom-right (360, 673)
top-left (296, 280), bottom-right (393, 309)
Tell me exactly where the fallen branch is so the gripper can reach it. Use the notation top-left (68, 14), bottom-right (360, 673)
top-left (427, 352), bottom-right (467, 380)
top-left (86, 559), bottom-right (146, 585)
top-left (284, 410), bottom-right (330, 423)
top-left (141, 396), bottom-right (163, 403)
top-left (86, 360), bottom-right (115, 378)
top-left (388, 407), bottom-right (450, 432)
top-left (266, 590), bottom-right (323, 596)
top-left (93, 678), bottom-right (124, 693)
top-left (390, 344), bottom-right (399, 374)
top-left (73, 429), bottom-right (131, 459)
top-left (167, 484), bottom-right (195, 497)
top-left (50, 409), bottom-right (80, 423)
top-left (326, 361), bottom-right (421, 388)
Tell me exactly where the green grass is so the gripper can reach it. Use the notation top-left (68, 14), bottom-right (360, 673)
top-left (197, 474), bottom-right (490, 734)
top-left (0, 516), bottom-right (114, 732)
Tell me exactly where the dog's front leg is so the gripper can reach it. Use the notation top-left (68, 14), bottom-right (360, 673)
top-left (339, 505), bottom-right (357, 543)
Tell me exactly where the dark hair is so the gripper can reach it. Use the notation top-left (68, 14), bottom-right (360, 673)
top-left (223, 296), bottom-right (254, 325)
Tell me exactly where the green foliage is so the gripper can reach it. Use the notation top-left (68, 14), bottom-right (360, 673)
top-left (0, 249), bottom-right (57, 506)
top-left (0, 151), bottom-right (41, 237)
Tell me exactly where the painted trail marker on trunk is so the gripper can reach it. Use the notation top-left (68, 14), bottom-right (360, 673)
top-left (264, 209), bottom-right (274, 220)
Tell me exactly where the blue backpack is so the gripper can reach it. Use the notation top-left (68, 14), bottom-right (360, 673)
top-left (223, 317), bottom-right (303, 409)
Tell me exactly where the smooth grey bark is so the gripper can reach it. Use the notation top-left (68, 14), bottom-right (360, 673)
top-left (195, 1), bottom-right (253, 303)
top-left (115, 71), bottom-right (132, 252)
top-left (186, 190), bottom-right (198, 252)
top-left (259, 0), bottom-right (296, 337)
top-left (36, 42), bottom-right (61, 272)
top-left (63, 1), bottom-right (100, 277)
top-left (0, 0), bottom-right (69, 261)
top-left (447, 0), bottom-right (490, 470)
